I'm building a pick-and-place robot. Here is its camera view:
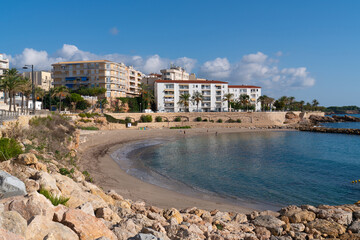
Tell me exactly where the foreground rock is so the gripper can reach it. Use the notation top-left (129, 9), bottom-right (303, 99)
top-left (0, 170), bottom-right (27, 199)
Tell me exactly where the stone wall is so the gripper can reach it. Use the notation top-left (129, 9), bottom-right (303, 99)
top-left (108, 111), bottom-right (325, 127)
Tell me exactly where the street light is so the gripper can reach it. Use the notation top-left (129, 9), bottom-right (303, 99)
top-left (23, 65), bottom-right (35, 114)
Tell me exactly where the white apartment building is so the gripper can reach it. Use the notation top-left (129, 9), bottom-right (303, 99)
top-left (0, 53), bottom-right (9, 76)
top-left (160, 65), bottom-right (189, 80)
top-left (22, 71), bottom-right (53, 90)
top-left (155, 80), bottom-right (229, 112)
top-left (228, 85), bottom-right (262, 111)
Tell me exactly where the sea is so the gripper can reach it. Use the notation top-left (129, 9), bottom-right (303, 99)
top-left (113, 114), bottom-right (360, 210)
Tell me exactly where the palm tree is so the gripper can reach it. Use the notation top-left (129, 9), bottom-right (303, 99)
top-left (178, 93), bottom-right (191, 112)
top-left (257, 95), bottom-right (267, 111)
top-left (17, 77), bottom-right (31, 113)
top-left (2, 68), bottom-right (21, 111)
top-left (239, 94), bottom-right (250, 111)
top-left (52, 86), bottom-right (70, 112)
top-left (192, 91), bottom-right (203, 112)
top-left (223, 93), bottom-right (234, 112)
top-left (312, 99), bottom-right (319, 107)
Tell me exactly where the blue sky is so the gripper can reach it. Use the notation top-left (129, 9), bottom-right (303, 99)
top-left (1, 0), bottom-right (360, 106)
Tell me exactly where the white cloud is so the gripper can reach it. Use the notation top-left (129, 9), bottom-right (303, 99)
top-left (199, 57), bottom-right (231, 79)
top-left (8, 44), bottom-right (197, 74)
top-left (200, 52), bottom-right (315, 89)
top-left (109, 27), bottom-right (119, 35)
top-left (275, 51), bottom-right (283, 57)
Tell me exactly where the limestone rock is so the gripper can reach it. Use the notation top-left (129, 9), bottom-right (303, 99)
top-left (95, 207), bottom-right (121, 224)
top-left (255, 226), bottom-right (271, 240)
top-left (317, 208), bottom-right (353, 225)
top-left (34, 171), bottom-right (60, 196)
top-left (61, 209), bottom-right (117, 240)
top-left (0, 211), bottom-right (27, 237)
top-left (349, 219), bottom-right (360, 233)
top-left (306, 219), bottom-right (346, 237)
top-left (290, 223), bottom-right (305, 232)
top-left (24, 179), bottom-right (39, 193)
top-left (129, 233), bottom-right (160, 240)
top-left (0, 228), bottom-right (25, 240)
top-left (53, 204), bottom-right (68, 222)
top-left (288, 210), bottom-right (316, 223)
top-left (252, 215), bottom-right (285, 235)
top-left (232, 213), bottom-right (248, 223)
top-left (78, 202), bottom-right (95, 216)
top-left (17, 153), bottom-right (38, 165)
top-left (213, 211), bottom-right (232, 222)
top-left (6, 191), bottom-right (54, 221)
top-left (0, 170), bottom-right (27, 199)
top-left (164, 208), bottom-right (183, 224)
top-left (26, 215), bottom-right (79, 240)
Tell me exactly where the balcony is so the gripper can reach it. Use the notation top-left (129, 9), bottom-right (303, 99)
top-left (216, 91), bottom-right (222, 95)
top-left (201, 85), bottom-right (211, 90)
top-left (164, 98), bottom-right (174, 103)
top-left (203, 97), bottom-right (211, 102)
top-left (202, 91), bottom-right (211, 96)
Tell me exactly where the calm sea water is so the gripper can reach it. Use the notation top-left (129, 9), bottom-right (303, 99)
top-left (322, 114), bottom-right (360, 129)
top-left (133, 131), bottom-right (360, 207)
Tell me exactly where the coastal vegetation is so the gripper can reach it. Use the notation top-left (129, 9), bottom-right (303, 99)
top-left (170, 126), bottom-right (191, 129)
top-left (140, 115), bottom-right (152, 123)
top-left (325, 105), bottom-right (360, 114)
top-left (38, 188), bottom-right (70, 206)
top-left (0, 137), bottom-right (23, 161)
top-left (155, 116), bottom-right (163, 122)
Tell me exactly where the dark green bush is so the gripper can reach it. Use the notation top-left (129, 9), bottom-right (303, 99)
top-left (195, 117), bottom-right (202, 122)
top-left (155, 116), bottom-right (163, 122)
top-left (237, 119), bottom-right (242, 123)
top-left (227, 119), bottom-right (236, 123)
top-left (0, 138), bottom-right (23, 161)
top-left (78, 113), bottom-right (86, 118)
top-left (217, 119), bottom-right (223, 123)
top-left (170, 126), bottom-right (191, 129)
top-left (59, 168), bottom-right (70, 175)
top-left (174, 117), bottom-right (181, 122)
top-left (203, 119), bottom-right (208, 122)
top-left (140, 115), bottom-right (152, 123)
top-left (210, 120), bottom-right (214, 123)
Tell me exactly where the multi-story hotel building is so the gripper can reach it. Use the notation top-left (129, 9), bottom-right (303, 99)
top-left (155, 80), bottom-right (229, 112)
top-left (160, 65), bottom-right (189, 80)
top-left (228, 85), bottom-right (262, 111)
top-left (0, 53), bottom-right (9, 76)
top-left (52, 60), bottom-right (144, 98)
top-left (22, 71), bottom-right (53, 90)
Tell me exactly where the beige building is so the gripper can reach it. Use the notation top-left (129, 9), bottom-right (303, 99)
top-left (22, 71), bottom-right (53, 90)
top-left (52, 60), bottom-right (143, 98)
top-left (160, 65), bottom-right (189, 80)
top-left (0, 53), bottom-right (9, 76)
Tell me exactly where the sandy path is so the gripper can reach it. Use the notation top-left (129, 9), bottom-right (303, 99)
top-left (78, 128), bottom-right (290, 213)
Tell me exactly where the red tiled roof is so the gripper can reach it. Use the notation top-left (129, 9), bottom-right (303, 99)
top-left (228, 85), bottom-right (261, 89)
top-left (155, 80), bottom-right (228, 84)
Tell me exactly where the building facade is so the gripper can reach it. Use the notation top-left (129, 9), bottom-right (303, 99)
top-left (0, 54), bottom-right (9, 76)
top-left (160, 65), bottom-right (189, 80)
top-left (22, 71), bottom-right (53, 90)
top-left (52, 60), bottom-right (143, 98)
top-left (228, 85), bottom-right (262, 111)
top-left (155, 80), bottom-right (229, 112)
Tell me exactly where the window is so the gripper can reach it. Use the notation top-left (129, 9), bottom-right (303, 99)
top-left (107, 92), bottom-right (111, 97)
top-left (165, 84), bottom-right (174, 89)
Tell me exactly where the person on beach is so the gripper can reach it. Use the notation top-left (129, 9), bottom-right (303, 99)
top-left (184, 130), bottom-right (186, 134)
top-left (216, 131), bottom-right (218, 136)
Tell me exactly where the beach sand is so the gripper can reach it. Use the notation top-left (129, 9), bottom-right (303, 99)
top-left (78, 128), bottom-right (290, 213)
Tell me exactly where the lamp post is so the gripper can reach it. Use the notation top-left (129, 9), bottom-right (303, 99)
top-left (23, 65), bottom-right (35, 114)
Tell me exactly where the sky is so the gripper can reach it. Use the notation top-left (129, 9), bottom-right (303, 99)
top-left (1, 0), bottom-right (360, 107)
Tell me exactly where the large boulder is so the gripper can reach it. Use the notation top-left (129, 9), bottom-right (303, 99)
top-left (0, 211), bottom-right (27, 237)
top-left (61, 209), bottom-right (117, 240)
top-left (317, 208), bottom-right (353, 225)
top-left (0, 170), bottom-right (27, 199)
top-left (252, 215), bottom-right (285, 235)
top-left (306, 219), bottom-right (346, 238)
top-left (163, 208), bottom-right (183, 224)
top-left (0, 228), bottom-right (25, 240)
top-left (5, 191), bottom-right (54, 221)
top-left (26, 215), bottom-right (79, 240)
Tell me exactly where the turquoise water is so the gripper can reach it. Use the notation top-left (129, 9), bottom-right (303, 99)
top-left (135, 131), bottom-right (360, 207)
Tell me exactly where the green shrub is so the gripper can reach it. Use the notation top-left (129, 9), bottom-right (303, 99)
top-left (39, 188), bottom-right (70, 206)
top-left (195, 117), bottom-right (202, 122)
top-left (237, 119), bottom-right (242, 123)
top-left (79, 119), bottom-right (91, 123)
top-left (170, 126), bottom-right (191, 129)
top-left (59, 168), bottom-right (70, 175)
top-left (140, 115), bottom-right (152, 123)
top-left (79, 126), bottom-right (99, 131)
top-left (155, 116), bottom-right (163, 122)
top-left (78, 113), bottom-right (86, 118)
top-left (104, 114), bottom-right (121, 123)
top-left (210, 120), bottom-right (214, 123)
top-left (203, 119), bottom-right (208, 122)
top-left (227, 119), bottom-right (236, 123)
top-left (82, 171), bottom-right (93, 182)
top-left (217, 119), bottom-right (223, 123)
top-left (0, 138), bottom-right (23, 161)
top-left (174, 117), bottom-right (181, 122)
top-left (125, 117), bottom-right (132, 124)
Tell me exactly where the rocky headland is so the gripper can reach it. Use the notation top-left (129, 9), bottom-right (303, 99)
top-left (1, 114), bottom-right (360, 240)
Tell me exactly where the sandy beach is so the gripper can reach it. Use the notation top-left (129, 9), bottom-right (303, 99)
top-left (78, 127), bottom-right (291, 214)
